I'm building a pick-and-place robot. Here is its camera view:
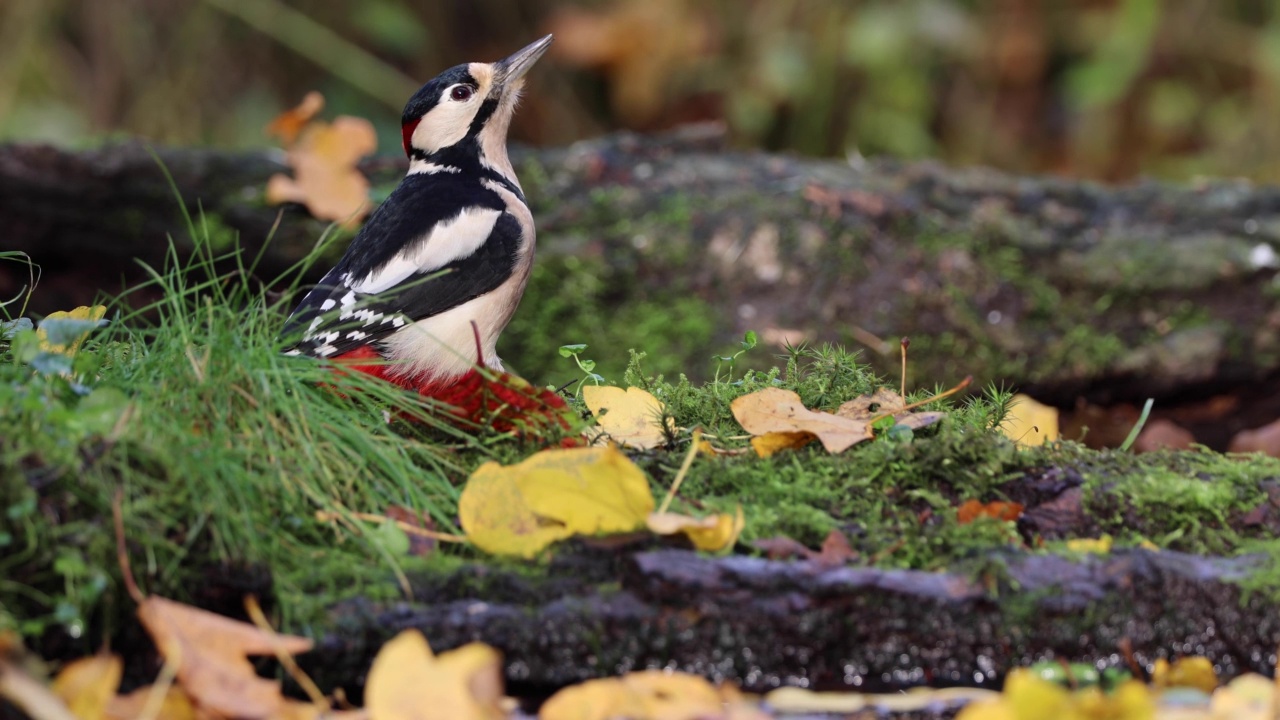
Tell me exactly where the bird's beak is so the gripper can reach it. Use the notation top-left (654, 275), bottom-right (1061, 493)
top-left (494, 34), bottom-right (553, 87)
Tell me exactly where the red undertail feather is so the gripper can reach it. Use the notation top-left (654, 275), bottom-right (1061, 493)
top-left (330, 345), bottom-right (574, 438)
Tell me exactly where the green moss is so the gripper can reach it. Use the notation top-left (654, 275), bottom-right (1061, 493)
top-left (501, 255), bottom-right (720, 384)
top-left (9, 223), bottom-right (1280, 649)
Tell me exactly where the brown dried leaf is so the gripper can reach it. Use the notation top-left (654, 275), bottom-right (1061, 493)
top-left (266, 116), bottom-right (376, 228)
top-left (137, 596), bottom-right (312, 720)
top-left (816, 529), bottom-right (857, 565)
top-left (731, 387), bottom-right (872, 454)
top-left (751, 536), bottom-right (817, 561)
top-left (956, 499), bottom-right (1025, 524)
top-left (837, 388), bottom-right (946, 432)
top-left (266, 91), bottom-right (325, 145)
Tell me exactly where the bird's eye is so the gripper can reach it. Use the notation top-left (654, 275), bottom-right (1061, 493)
top-left (450, 85), bottom-right (473, 102)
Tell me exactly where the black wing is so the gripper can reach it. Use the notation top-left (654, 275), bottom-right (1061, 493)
top-left (280, 173), bottom-right (523, 358)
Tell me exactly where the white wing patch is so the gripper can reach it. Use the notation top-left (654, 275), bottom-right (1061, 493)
top-left (351, 207), bottom-right (503, 294)
top-left (408, 161), bottom-right (461, 175)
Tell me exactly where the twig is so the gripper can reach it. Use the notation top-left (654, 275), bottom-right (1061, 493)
top-left (658, 430), bottom-right (702, 514)
top-left (900, 337), bottom-right (910, 398)
top-left (868, 375), bottom-right (973, 426)
top-left (244, 596), bottom-right (328, 708)
top-left (136, 646), bottom-right (180, 720)
top-left (112, 488), bottom-right (146, 604)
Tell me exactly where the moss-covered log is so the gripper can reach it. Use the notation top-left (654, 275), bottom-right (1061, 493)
top-left (4, 128), bottom-right (1280, 422)
top-left (305, 545), bottom-right (1276, 696)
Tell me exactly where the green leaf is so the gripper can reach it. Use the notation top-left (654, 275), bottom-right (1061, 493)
top-left (10, 329), bottom-right (40, 362)
top-left (886, 424), bottom-right (914, 443)
top-left (559, 343), bottom-right (587, 357)
top-left (579, 358), bottom-right (596, 372)
top-left (741, 330), bottom-right (759, 350)
top-left (31, 352), bottom-right (73, 376)
top-left (370, 519), bottom-right (411, 557)
top-left (73, 387), bottom-right (130, 436)
top-left (40, 317), bottom-right (108, 347)
top-left (0, 317), bottom-right (33, 340)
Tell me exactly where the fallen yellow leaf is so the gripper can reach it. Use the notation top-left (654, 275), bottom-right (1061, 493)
top-left (1000, 394), bottom-right (1059, 447)
top-left (106, 686), bottom-right (197, 720)
top-left (646, 506), bottom-right (744, 552)
top-left (52, 653), bottom-right (121, 720)
top-left (583, 385), bottom-right (672, 449)
top-left (366, 630), bottom-right (503, 720)
top-left (136, 596), bottom-right (313, 720)
top-left (1153, 656), bottom-right (1218, 693)
top-left (539, 670), bottom-right (721, 720)
top-left (1065, 535), bottom-right (1113, 554)
top-left (1211, 673), bottom-right (1274, 719)
top-left (459, 447), bottom-right (654, 557)
top-left (749, 430), bottom-right (816, 458)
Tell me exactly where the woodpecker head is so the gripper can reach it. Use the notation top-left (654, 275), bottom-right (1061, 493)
top-left (400, 35), bottom-right (552, 173)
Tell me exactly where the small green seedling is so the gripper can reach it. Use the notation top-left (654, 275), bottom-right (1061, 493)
top-left (713, 330), bottom-right (758, 384)
top-left (559, 343), bottom-right (604, 396)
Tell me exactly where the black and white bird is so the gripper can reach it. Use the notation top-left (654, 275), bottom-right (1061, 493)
top-left (281, 35), bottom-right (552, 395)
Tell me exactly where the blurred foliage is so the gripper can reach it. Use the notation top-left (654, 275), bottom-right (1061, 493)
top-left (2, 0), bottom-right (1280, 182)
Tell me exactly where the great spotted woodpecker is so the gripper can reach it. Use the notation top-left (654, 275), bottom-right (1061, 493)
top-left (281, 36), bottom-right (553, 403)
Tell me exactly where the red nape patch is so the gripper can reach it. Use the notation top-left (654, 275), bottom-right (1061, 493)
top-left (401, 118), bottom-right (422, 157)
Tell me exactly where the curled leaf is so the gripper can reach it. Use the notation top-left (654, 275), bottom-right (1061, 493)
top-left (646, 506), bottom-right (744, 552)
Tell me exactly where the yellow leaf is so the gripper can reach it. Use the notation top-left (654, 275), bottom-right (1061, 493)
top-left (38, 305), bottom-right (107, 356)
top-left (732, 387), bottom-right (872, 454)
top-left (1000, 394), bottom-right (1059, 446)
top-left (1211, 673), bottom-right (1273, 719)
top-left (583, 385), bottom-right (672, 449)
top-left (519, 448), bottom-right (655, 533)
top-left (646, 506), bottom-right (744, 552)
top-left (750, 431), bottom-right (815, 458)
top-left (458, 461), bottom-right (573, 558)
top-left (1065, 535), bottom-right (1113, 554)
top-left (1152, 656), bottom-right (1218, 693)
top-left (539, 670), bottom-right (720, 720)
top-left (51, 654), bottom-right (121, 720)
top-left (1107, 680), bottom-right (1156, 720)
top-left (106, 686), bottom-right (197, 720)
top-left (459, 447), bottom-right (654, 557)
top-left (954, 699), bottom-right (1017, 720)
top-left (763, 687), bottom-right (866, 714)
top-left (1002, 669), bottom-right (1070, 719)
top-left (136, 596), bottom-right (313, 720)
top-left (366, 630), bottom-right (504, 720)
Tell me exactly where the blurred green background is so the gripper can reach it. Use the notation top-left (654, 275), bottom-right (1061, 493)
top-left (4, 0), bottom-right (1280, 182)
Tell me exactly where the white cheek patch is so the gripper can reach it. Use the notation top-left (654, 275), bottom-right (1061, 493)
top-left (412, 85), bottom-right (482, 154)
top-left (351, 207), bottom-right (503, 294)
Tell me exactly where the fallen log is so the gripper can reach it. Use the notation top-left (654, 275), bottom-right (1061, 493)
top-left (4, 128), bottom-right (1280, 437)
top-left (306, 545), bottom-right (1275, 697)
